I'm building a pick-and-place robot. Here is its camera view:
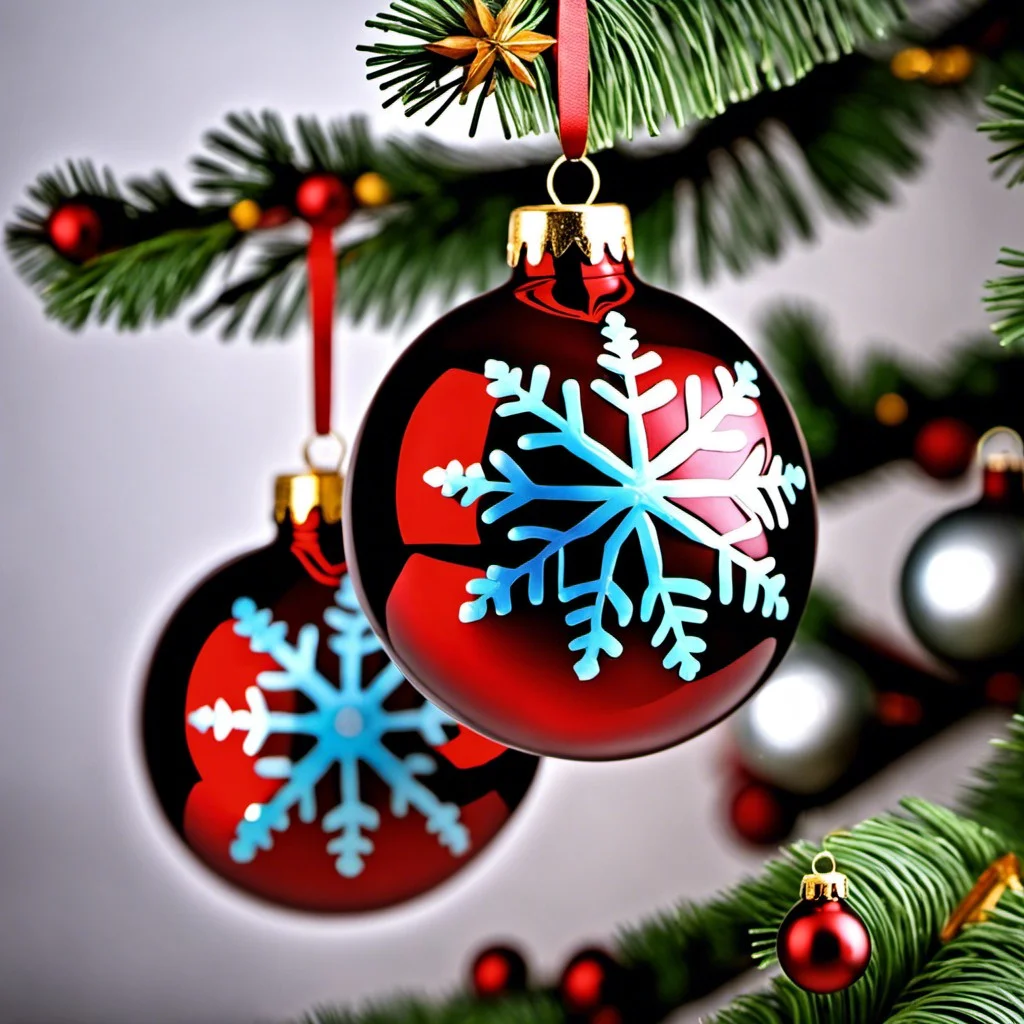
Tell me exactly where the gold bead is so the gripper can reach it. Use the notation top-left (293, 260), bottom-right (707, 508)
top-left (875, 392), bottom-right (909, 426)
top-left (925, 46), bottom-right (974, 86)
top-left (229, 198), bottom-right (263, 232)
top-left (353, 171), bottom-right (393, 208)
top-left (890, 47), bottom-right (933, 81)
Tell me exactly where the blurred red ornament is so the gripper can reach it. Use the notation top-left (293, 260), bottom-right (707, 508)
top-left (470, 945), bottom-right (528, 998)
top-left (729, 780), bottom-right (796, 845)
top-left (143, 469), bottom-right (538, 912)
top-left (560, 948), bottom-right (623, 1014)
top-left (346, 202), bottom-right (815, 760)
top-left (259, 205), bottom-right (295, 229)
top-left (777, 852), bottom-right (871, 994)
top-left (913, 418), bottom-right (976, 479)
top-left (48, 202), bottom-right (102, 261)
top-left (296, 174), bottom-right (351, 228)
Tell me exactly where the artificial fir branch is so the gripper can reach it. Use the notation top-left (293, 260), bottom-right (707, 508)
top-left (981, 84), bottom-right (1024, 345)
top-left (361, 0), bottom-right (906, 148)
top-left (296, 733), bottom-right (1024, 1024)
top-left (761, 304), bottom-right (1024, 490)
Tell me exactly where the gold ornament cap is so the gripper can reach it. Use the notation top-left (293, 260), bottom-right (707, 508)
top-left (800, 851), bottom-right (850, 901)
top-left (274, 471), bottom-right (343, 526)
top-left (508, 203), bottom-right (634, 268)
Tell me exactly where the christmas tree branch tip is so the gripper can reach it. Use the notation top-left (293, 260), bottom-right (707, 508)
top-left (362, 0), bottom-right (906, 149)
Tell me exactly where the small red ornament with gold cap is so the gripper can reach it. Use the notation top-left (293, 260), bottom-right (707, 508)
top-left (776, 850), bottom-right (871, 994)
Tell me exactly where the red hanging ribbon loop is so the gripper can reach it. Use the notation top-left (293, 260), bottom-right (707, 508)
top-left (307, 225), bottom-right (336, 437)
top-left (557, 0), bottom-right (590, 160)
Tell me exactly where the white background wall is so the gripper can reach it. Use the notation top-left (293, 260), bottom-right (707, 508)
top-left (0, 3), bottom-right (1018, 1022)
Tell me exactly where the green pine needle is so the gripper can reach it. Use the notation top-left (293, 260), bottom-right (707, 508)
top-left (361, 0), bottom-right (905, 149)
top-left (981, 85), bottom-right (1024, 346)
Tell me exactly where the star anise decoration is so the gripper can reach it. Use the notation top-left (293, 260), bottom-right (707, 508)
top-left (426, 0), bottom-right (556, 95)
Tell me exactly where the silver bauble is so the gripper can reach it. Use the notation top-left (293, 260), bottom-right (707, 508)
top-left (731, 646), bottom-right (873, 794)
top-left (901, 506), bottom-right (1024, 665)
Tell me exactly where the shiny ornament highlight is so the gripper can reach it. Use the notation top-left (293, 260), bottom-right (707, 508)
top-left (732, 646), bottom-right (872, 794)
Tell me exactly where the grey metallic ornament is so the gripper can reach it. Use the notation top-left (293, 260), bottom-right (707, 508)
top-left (901, 445), bottom-right (1024, 667)
top-left (732, 645), bottom-right (873, 794)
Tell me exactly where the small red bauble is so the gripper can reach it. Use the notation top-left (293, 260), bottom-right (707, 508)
top-left (346, 202), bottom-right (816, 760)
top-left (48, 202), bottom-right (102, 261)
top-left (913, 418), bottom-right (976, 479)
top-left (729, 780), bottom-right (797, 846)
top-left (296, 174), bottom-right (351, 228)
top-left (560, 948), bottom-right (623, 1013)
top-left (470, 945), bottom-right (529, 998)
top-left (143, 470), bottom-right (538, 912)
top-left (777, 853), bottom-right (871, 994)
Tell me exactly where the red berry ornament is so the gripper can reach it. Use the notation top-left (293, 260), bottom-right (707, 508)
top-left (729, 780), bottom-right (797, 846)
top-left (560, 948), bottom-right (623, 1014)
top-left (346, 200), bottom-right (816, 759)
top-left (143, 469), bottom-right (538, 912)
top-left (296, 174), bottom-right (351, 228)
top-left (470, 945), bottom-right (528, 998)
top-left (913, 417), bottom-right (976, 480)
top-left (48, 202), bottom-right (102, 261)
top-left (777, 852), bottom-right (871, 994)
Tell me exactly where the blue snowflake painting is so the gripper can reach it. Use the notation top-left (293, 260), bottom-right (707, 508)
top-left (187, 577), bottom-right (470, 878)
top-left (424, 310), bottom-right (808, 683)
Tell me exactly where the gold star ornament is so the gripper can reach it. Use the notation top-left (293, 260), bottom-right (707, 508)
top-left (426, 0), bottom-right (556, 95)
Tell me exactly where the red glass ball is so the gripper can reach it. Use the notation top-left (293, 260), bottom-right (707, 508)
top-left (143, 500), bottom-right (538, 912)
top-left (346, 250), bottom-right (817, 759)
top-left (560, 948), bottom-right (621, 1012)
top-left (48, 202), bottom-right (102, 261)
top-left (471, 945), bottom-right (528, 997)
top-left (913, 418), bottom-right (976, 480)
top-left (296, 174), bottom-right (351, 228)
top-left (729, 780), bottom-right (796, 845)
top-left (776, 897), bottom-right (871, 994)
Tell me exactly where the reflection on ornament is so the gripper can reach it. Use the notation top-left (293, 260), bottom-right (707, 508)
top-left (903, 429), bottom-right (1024, 667)
top-left (918, 544), bottom-right (997, 616)
top-left (732, 647), bottom-right (871, 794)
top-left (902, 513), bottom-right (1024, 664)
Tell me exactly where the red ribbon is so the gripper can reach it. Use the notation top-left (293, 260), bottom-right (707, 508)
top-left (307, 225), bottom-right (336, 437)
top-left (557, 0), bottom-right (590, 159)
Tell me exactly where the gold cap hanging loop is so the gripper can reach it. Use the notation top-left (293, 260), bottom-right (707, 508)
top-left (976, 426), bottom-right (1024, 472)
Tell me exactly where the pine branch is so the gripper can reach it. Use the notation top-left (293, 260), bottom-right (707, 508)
top-left (761, 303), bottom-right (1024, 490)
top-left (361, 0), bottom-right (906, 149)
top-left (982, 85), bottom-right (1024, 345)
top-left (886, 892), bottom-right (1024, 1024)
top-left (964, 713), bottom-right (1024, 849)
top-left (8, 3), bottom-right (1023, 337)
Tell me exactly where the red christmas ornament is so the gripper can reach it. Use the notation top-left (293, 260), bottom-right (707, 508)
top-left (729, 780), bottom-right (797, 846)
top-left (913, 417), bottom-right (976, 480)
top-left (560, 948), bottom-right (623, 1014)
top-left (143, 469), bottom-right (538, 912)
top-left (48, 202), bottom-right (102, 261)
top-left (470, 945), bottom-right (529, 998)
top-left (346, 192), bottom-right (816, 760)
top-left (296, 174), bottom-right (351, 228)
top-left (777, 852), bottom-right (871, 994)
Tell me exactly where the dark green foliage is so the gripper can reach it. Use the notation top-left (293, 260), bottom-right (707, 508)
top-left (362, 0), bottom-right (905, 149)
top-left (761, 304), bottom-right (1024, 490)
top-left (982, 84), bottom-right (1024, 345)
top-left (8, 3), bottom-right (1024, 337)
